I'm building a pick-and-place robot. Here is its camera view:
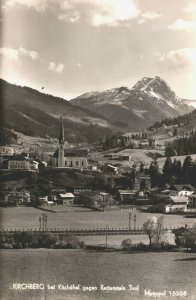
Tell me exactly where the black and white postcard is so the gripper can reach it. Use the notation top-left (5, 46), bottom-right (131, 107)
top-left (0, 1), bottom-right (196, 299)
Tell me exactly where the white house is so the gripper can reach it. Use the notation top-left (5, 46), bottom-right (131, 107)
top-left (169, 185), bottom-right (194, 197)
top-left (164, 196), bottom-right (188, 213)
top-left (59, 193), bottom-right (75, 205)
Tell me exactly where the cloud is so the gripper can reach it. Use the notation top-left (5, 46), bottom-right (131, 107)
top-left (59, 0), bottom-right (140, 27)
top-left (3, 0), bottom-right (48, 12)
top-left (168, 19), bottom-right (196, 31)
top-left (138, 11), bottom-right (161, 24)
top-left (58, 11), bottom-right (80, 23)
top-left (90, 0), bottom-right (140, 26)
top-left (0, 47), bottom-right (40, 62)
top-left (49, 62), bottom-right (64, 74)
top-left (158, 48), bottom-right (196, 70)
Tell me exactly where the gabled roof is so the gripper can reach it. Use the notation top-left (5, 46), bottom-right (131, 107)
top-left (170, 184), bottom-right (194, 192)
top-left (59, 193), bottom-right (74, 198)
top-left (53, 149), bottom-right (88, 158)
top-left (169, 196), bottom-right (188, 203)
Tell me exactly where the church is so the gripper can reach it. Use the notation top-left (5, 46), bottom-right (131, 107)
top-left (51, 121), bottom-right (88, 169)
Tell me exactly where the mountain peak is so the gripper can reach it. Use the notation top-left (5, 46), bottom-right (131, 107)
top-left (133, 76), bottom-right (170, 92)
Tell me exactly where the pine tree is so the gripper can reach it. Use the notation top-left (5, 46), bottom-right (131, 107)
top-left (149, 160), bottom-right (161, 187)
top-left (162, 157), bottom-right (173, 184)
top-left (182, 156), bottom-right (193, 183)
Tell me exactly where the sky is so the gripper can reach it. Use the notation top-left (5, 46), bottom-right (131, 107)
top-left (0, 0), bottom-right (196, 100)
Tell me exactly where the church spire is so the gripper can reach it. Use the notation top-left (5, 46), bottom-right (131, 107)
top-left (59, 118), bottom-right (64, 144)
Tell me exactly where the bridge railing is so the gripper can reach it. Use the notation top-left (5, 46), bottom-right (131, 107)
top-left (0, 225), bottom-right (190, 234)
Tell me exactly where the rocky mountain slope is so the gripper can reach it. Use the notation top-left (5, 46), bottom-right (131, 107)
top-left (71, 76), bottom-right (193, 130)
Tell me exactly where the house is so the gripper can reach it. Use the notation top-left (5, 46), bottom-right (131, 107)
top-left (164, 196), bottom-right (188, 213)
top-left (5, 191), bottom-right (31, 206)
top-left (188, 193), bottom-right (196, 208)
top-left (118, 190), bottom-right (136, 204)
top-left (58, 193), bottom-right (75, 205)
top-left (0, 146), bottom-right (15, 156)
top-left (6, 155), bottom-right (39, 171)
top-left (92, 192), bottom-right (113, 209)
top-left (105, 164), bottom-right (118, 174)
top-left (169, 185), bottom-right (194, 197)
top-left (38, 196), bottom-right (49, 205)
top-left (174, 228), bottom-right (196, 249)
top-left (74, 187), bottom-right (93, 195)
top-left (150, 185), bottom-right (194, 203)
top-left (150, 188), bottom-right (170, 202)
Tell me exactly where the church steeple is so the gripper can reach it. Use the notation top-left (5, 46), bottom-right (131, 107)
top-left (59, 118), bottom-right (64, 144)
top-left (58, 118), bottom-right (65, 168)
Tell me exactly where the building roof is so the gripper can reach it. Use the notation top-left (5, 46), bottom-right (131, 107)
top-left (99, 192), bottom-right (110, 196)
top-left (170, 184), bottom-right (194, 192)
top-left (59, 193), bottom-right (74, 198)
top-left (53, 149), bottom-right (88, 158)
top-left (161, 189), bottom-right (170, 194)
top-left (119, 190), bottom-right (136, 195)
top-left (8, 155), bottom-right (28, 161)
top-left (169, 196), bottom-right (188, 204)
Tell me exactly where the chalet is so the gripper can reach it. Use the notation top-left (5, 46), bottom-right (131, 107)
top-left (164, 196), bottom-right (188, 213)
top-left (58, 193), bottom-right (74, 205)
top-left (169, 185), bottom-right (194, 197)
top-left (150, 185), bottom-right (194, 203)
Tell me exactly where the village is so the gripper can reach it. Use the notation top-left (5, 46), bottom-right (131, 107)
top-left (1, 120), bottom-right (196, 254)
top-left (1, 122), bottom-right (196, 214)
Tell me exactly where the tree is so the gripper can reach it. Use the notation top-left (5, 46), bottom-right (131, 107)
top-left (165, 145), bottom-right (177, 157)
top-left (153, 216), bottom-right (164, 247)
top-left (143, 216), bottom-right (157, 246)
top-left (182, 155), bottom-right (193, 183)
top-left (173, 127), bottom-right (178, 136)
top-left (121, 239), bottom-right (132, 250)
top-left (143, 216), bottom-right (165, 248)
top-left (149, 160), bottom-right (161, 187)
top-left (162, 157), bottom-right (173, 184)
top-left (139, 162), bottom-right (145, 173)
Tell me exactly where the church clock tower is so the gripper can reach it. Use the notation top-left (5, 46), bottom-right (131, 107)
top-left (58, 120), bottom-right (65, 168)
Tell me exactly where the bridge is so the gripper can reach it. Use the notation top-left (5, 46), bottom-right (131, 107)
top-left (0, 226), bottom-right (179, 236)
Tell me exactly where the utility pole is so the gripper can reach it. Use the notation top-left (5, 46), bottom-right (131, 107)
top-left (128, 212), bottom-right (132, 230)
top-left (134, 214), bottom-right (136, 231)
top-left (39, 217), bottom-right (42, 230)
top-left (42, 214), bottom-right (45, 231)
top-left (105, 224), bottom-right (108, 248)
top-left (45, 214), bottom-right (47, 231)
top-left (41, 213), bottom-right (48, 231)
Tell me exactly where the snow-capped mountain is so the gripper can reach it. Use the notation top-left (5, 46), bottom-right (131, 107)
top-left (71, 76), bottom-right (193, 130)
